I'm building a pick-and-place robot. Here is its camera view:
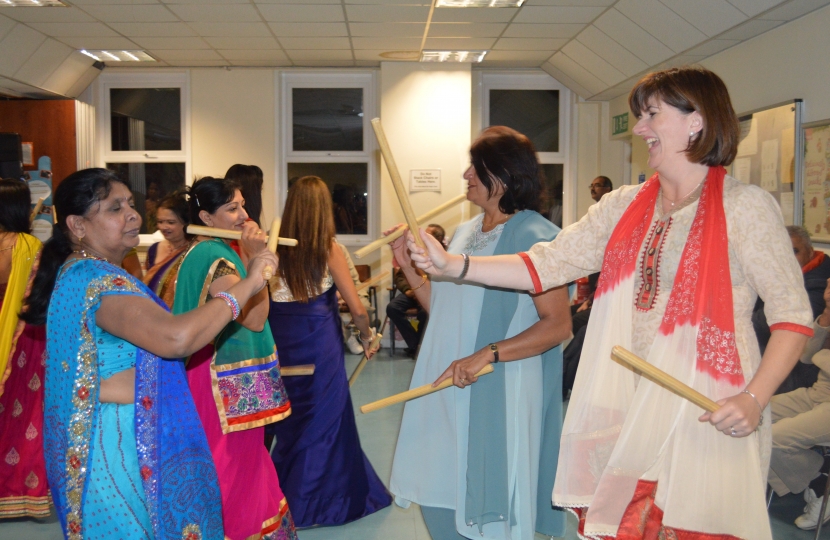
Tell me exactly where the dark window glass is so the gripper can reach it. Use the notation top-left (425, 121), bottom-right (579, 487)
top-left (287, 162), bottom-right (368, 235)
top-left (540, 163), bottom-right (564, 228)
top-left (489, 90), bottom-right (559, 153)
top-left (110, 88), bottom-right (181, 151)
top-left (106, 162), bottom-right (185, 234)
top-left (292, 88), bottom-right (363, 152)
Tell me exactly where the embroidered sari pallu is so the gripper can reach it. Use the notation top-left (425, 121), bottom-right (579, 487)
top-left (44, 259), bottom-right (223, 540)
top-left (143, 242), bottom-right (190, 308)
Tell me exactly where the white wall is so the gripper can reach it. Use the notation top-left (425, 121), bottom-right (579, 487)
top-left (575, 100), bottom-right (628, 219)
top-left (190, 68), bottom-right (278, 226)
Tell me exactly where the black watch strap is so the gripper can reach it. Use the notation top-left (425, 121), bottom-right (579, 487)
top-left (489, 343), bottom-right (499, 363)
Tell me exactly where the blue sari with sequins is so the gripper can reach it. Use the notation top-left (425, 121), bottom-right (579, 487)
top-left (43, 258), bottom-right (224, 540)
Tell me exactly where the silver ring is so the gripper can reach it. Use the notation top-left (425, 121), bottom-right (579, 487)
top-left (730, 427), bottom-right (737, 437)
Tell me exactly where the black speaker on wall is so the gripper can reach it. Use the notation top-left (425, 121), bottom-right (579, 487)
top-left (0, 132), bottom-right (23, 180)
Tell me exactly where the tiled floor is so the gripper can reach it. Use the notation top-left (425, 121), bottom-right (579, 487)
top-left (0, 348), bottom-right (823, 539)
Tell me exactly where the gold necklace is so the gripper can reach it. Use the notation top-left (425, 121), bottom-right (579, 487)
top-left (72, 248), bottom-right (111, 264)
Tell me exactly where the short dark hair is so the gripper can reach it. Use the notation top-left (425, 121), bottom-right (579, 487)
top-left (595, 176), bottom-right (612, 189)
top-left (469, 125), bottom-right (543, 214)
top-left (189, 176), bottom-right (241, 226)
top-left (225, 164), bottom-right (264, 227)
top-left (629, 66), bottom-right (739, 167)
top-left (786, 225), bottom-right (812, 248)
top-left (0, 179), bottom-right (32, 233)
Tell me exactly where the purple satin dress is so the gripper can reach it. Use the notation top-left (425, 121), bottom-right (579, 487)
top-left (266, 286), bottom-right (391, 527)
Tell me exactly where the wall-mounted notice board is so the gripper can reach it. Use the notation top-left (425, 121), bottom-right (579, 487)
top-left (730, 100), bottom-right (803, 226)
top-left (802, 120), bottom-right (830, 242)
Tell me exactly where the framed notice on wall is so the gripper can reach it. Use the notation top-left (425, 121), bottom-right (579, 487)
top-left (802, 120), bottom-right (830, 242)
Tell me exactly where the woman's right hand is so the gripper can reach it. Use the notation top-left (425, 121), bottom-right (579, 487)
top-left (246, 250), bottom-right (279, 292)
top-left (406, 228), bottom-right (461, 277)
top-left (238, 220), bottom-right (269, 260)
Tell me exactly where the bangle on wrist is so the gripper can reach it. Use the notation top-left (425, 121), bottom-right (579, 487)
top-left (458, 253), bottom-right (470, 280)
top-left (214, 291), bottom-right (241, 320)
top-left (489, 343), bottom-right (499, 363)
top-left (742, 389), bottom-right (764, 427)
top-left (411, 274), bottom-right (428, 291)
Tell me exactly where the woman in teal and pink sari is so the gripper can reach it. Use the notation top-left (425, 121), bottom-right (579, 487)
top-left (24, 168), bottom-right (280, 539)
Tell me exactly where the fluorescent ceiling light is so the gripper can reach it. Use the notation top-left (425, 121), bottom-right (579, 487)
top-left (0, 0), bottom-right (68, 6)
top-left (420, 50), bottom-right (487, 63)
top-left (79, 50), bottom-right (156, 62)
top-left (436, 0), bottom-right (525, 7)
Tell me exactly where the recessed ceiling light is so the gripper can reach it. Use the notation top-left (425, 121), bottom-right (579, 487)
top-left (436, 0), bottom-right (525, 7)
top-left (79, 50), bottom-right (157, 62)
top-left (0, 0), bottom-right (68, 6)
top-left (420, 50), bottom-right (487, 63)
top-left (379, 51), bottom-right (420, 60)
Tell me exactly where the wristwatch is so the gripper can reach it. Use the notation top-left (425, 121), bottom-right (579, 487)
top-left (489, 343), bottom-right (499, 363)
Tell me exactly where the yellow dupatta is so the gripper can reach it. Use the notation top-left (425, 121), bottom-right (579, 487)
top-left (0, 233), bottom-right (42, 387)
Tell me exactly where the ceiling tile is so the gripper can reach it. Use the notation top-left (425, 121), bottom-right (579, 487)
top-left (348, 22), bottom-right (423, 37)
top-left (493, 37), bottom-right (567, 50)
top-left (204, 36), bottom-right (278, 49)
top-left (162, 0), bottom-right (249, 3)
top-left (57, 36), bottom-right (141, 49)
top-left (758, 0), bottom-right (830, 20)
top-left (294, 60), bottom-right (356, 67)
top-left (716, 18), bottom-right (784, 40)
top-left (71, 0), bottom-right (159, 3)
top-left (269, 22), bottom-right (349, 37)
top-left (0, 7), bottom-right (95, 23)
top-left (80, 5), bottom-right (179, 23)
top-left (189, 22), bottom-right (272, 37)
top-left (422, 37), bottom-right (497, 49)
top-left (150, 48), bottom-right (222, 60)
top-left (524, 0), bottom-right (615, 4)
top-left (576, 25), bottom-right (647, 76)
top-left (218, 49), bottom-right (289, 61)
top-left (684, 38), bottom-right (739, 56)
top-left (652, 53), bottom-right (706, 70)
top-left (593, 9), bottom-right (674, 65)
top-left (279, 37), bottom-right (351, 49)
top-left (258, 4), bottom-right (344, 22)
top-left (108, 22), bottom-right (196, 37)
top-left (502, 23), bottom-right (584, 38)
top-left (228, 60), bottom-right (293, 66)
top-left (346, 5), bottom-right (430, 23)
top-left (541, 55), bottom-right (598, 98)
top-left (254, 0), bottom-right (340, 3)
top-left (164, 59), bottom-right (229, 66)
top-left (0, 15), bottom-right (16, 42)
top-left (726, 0), bottom-right (785, 17)
top-left (615, 0), bottom-right (707, 53)
top-left (513, 6), bottom-right (605, 23)
top-left (482, 49), bottom-right (553, 62)
top-left (561, 38), bottom-right (625, 85)
top-left (13, 38), bottom-right (73, 87)
top-left (285, 49), bottom-right (353, 60)
top-left (351, 37), bottom-right (422, 49)
top-left (659, 0), bottom-right (747, 37)
top-left (0, 24), bottom-right (47, 77)
top-left (167, 4), bottom-right (263, 22)
top-left (28, 22), bottom-right (119, 38)
top-left (428, 23), bottom-right (507, 37)
top-left (431, 7), bottom-right (518, 23)
top-left (343, 0), bottom-right (429, 3)
top-left (132, 37), bottom-right (210, 49)
top-left (355, 60), bottom-right (380, 67)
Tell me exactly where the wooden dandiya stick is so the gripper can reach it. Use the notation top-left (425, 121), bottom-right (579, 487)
top-left (610, 345), bottom-right (719, 413)
top-left (280, 364), bottom-right (315, 377)
top-left (354, 193), bottom-right (467, 259)
top-left (360, 363), bottom-right (495, 414)
top-left (266, 217), bottom-right (282, 253)
top-left (370, 118), bottom-right (425, 250)
top-left (30, 197), bottom-right (45, 221)
top-left (354, 270), bottom-right (390, 294)
top-left (186, 225), bottom-right (298, 247)
top-left (348, 332), bottom-right (384, 387)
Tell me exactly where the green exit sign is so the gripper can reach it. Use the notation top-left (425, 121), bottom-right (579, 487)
top-left (612, 112), bottom-right (629, 135)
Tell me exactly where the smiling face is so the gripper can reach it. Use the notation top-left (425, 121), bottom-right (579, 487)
top-left (632, 98), bottom-right (702, 173)
top-left (200, 189), bottom-right (248, 231)
top-left (71, 181), bottom-right (142, 261)
top-left (463, 164), bottom-right (504, 210)
top-left (156, 207), bottom-right (186, 245)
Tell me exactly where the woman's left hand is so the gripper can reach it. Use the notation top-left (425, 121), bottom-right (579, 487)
top-left (699, 391), bottom-right (762, 438)
top-left (433, 346), bottom-right (494, 389)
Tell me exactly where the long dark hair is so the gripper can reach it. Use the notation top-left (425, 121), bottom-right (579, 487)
top-left (188, 176), bottom-right (241, 226)
top-left (21, 168), bottom-right (128, 325)
top-left (0, 179), bottom-right (32, 233)
top-left (469, 126), bottom-right (544, 214)
top-left (225, 164), bottom-right (263, 227)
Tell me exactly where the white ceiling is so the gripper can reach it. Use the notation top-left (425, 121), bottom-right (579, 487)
top-left (0, 0), bottom-right (828, 100)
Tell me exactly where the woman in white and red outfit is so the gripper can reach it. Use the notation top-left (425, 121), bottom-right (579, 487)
top-left (404, 66), bottom-right (813, 539)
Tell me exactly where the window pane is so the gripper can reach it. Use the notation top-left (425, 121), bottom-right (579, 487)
top-left (489, 90), bottom-right (559, 153)
top-left (292, 88), bottom-right (363, 152)
top-left (106, 162), bottom-right (186, 234)
top-left (287, 162), bottom-right (368, 235)
top-left (540, 163), bottom-right (564, 228)
top-left (110, 88), bottom-right (181, 151)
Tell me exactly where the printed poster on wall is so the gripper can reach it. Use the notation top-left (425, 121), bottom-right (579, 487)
top-left (803, 125), bottom-right (830, 241)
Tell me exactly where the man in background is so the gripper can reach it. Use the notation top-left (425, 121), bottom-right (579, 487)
top-left (589, 176), bottom-right (613, 203)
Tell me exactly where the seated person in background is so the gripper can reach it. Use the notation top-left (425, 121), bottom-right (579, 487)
top-left (589, 175), bottom-right (613, 203)
top-left (386, 224), bottom-right (445, 357)
top-left (769, 276), bottom-right (830, 530)
top-left (754, 225), bottom-right (830, 393)
top-left (337, 240), bottom-right (372, 354)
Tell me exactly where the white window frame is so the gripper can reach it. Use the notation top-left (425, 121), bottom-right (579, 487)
top-left (278, 70), bottom-right (378, 246)
top-left (94, 70), bottom-right (191, 179)
top-left (477, 70), bottom-right (575, 226)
